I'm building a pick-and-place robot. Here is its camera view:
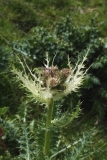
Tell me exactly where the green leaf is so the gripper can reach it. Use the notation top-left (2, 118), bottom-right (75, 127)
top-left (104, 38), bottom-right (107, 48)
top-left (51, 101), bottom-right (81, 128)
top-left (0, 107), bottom-right (9, 116)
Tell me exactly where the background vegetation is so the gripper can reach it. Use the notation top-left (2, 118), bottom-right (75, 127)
top-left (0, 0), bottom-right (107, 159)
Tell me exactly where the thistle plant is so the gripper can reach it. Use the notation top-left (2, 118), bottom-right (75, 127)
top-left (11, 51), bottom-right (88, 159)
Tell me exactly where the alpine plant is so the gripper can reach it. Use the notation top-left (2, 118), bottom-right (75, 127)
top-left (12, 52), bottom-right (88, 158)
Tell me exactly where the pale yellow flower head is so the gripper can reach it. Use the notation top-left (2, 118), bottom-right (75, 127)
top-left (12, 52), bottom-right (88, 104)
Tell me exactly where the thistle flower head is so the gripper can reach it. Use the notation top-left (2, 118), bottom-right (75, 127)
top-left (12, 51), bottom-right (88, 104)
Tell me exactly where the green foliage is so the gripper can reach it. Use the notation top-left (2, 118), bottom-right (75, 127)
top-left (50, 0), bottom-right (71, 8)
top-left (12, 16), bottom-right (107, 118)
top-left (18, 106), bottom-right (36, 160)
top-left (51, 102), bottom-right (81, 128)
top-left (4, 47), bottom-right (106, 159)
top-left (0, 1), bottom-right (107, 159)
top-left (0, 0), bottom-right (40, 37)
top-left (0, 0), bottom-right (107, 41)
top-left (1, 99), bottom-right (107, 159)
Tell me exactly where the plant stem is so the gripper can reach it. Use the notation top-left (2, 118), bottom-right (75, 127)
top-left (44, 98), bottom-right (54, 157)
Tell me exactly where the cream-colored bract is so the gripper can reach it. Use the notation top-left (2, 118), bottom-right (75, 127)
top-left (12, 51), bottom-right (88, 104)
